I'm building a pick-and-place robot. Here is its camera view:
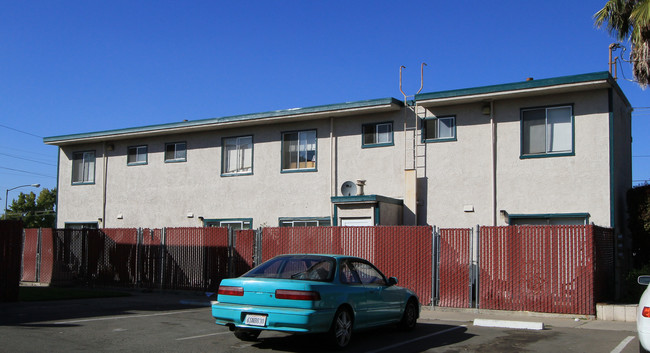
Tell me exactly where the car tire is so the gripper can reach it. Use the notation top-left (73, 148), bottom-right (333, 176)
top-left (234, 328), bottom-right (261, 341)
top-left (642, 342), bottom-right (650, 353)
top-left (330, 307), bottom-right (353, 349)
top-left (399, 300), bottom-right (418, 331)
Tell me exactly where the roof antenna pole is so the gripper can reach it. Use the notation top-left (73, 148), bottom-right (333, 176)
top-left (417, 62), bottom-right (427, 95)
top-left (400, 65), bottom-right (407, 104)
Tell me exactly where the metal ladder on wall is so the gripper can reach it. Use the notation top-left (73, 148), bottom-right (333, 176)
top-left (400, 64), bottom-right (427, 178)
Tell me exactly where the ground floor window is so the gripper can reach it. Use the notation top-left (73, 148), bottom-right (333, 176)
top-left (64, 222), bottom-right (98, 229)
top-left (279, 218), bottom-right (331, 227)
top-left (508, 213), bottom-right (589, 225)
top-left (204, 218), bottom-right (252, 230)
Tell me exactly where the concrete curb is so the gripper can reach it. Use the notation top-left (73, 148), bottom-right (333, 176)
top-left (473, 318), bottom-right (544, 330)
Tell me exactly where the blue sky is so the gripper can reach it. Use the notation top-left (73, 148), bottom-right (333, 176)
top-left (1, 0), bottom-right (648, 205)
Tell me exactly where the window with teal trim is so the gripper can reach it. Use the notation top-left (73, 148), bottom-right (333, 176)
top-left (204, 219), bottom-right (252, 230)
top-left (127, 145), bottom-right (148, 165)
top-left (222, 136), bottom-right (252, 175)
top-left (282, 130), bottom-right (316, 171)
top-left (521, 106), bottom-right (573, 157)
top-left (423, 116), bottom-right (455, 142)
top-left (280, 218), bottom-right (331, 227)
top-left (362, 122), bottom-right (393, 147)
top-left (165, 142), bottom-right (187, 162)
top-left (72, 151), bottom-right (96, 184)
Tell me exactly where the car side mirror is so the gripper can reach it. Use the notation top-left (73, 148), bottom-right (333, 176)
top-left (639, 276), bottom-right (650, 286)
top-left (388, 277), bottom-right (398, 286)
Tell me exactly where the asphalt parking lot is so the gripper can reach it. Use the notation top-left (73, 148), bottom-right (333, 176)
top-left (0, 290), bottom-right (640, 353)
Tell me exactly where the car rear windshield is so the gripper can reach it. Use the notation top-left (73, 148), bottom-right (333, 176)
top-left (243, 255), bottom-right (335, 282)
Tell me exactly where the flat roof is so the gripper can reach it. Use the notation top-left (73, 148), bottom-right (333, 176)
top-left (44, 71), bottom-right (628, 146)
top-left (414, 71), bottom-right (628, 107)
top-left (44, 97), bottom-right (403, 146)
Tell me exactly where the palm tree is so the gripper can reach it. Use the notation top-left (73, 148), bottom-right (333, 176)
top-left (594, 0), bottom-right (650, 88)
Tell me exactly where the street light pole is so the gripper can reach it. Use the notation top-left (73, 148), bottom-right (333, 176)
top-left (4, 183), bottom-right (40, 220)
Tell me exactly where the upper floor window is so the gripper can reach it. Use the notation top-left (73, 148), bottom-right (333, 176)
top-left (282, 130), bottom-right (316, 172)
top-left (222, 136), bottom-right (253, 176)
top-left (521, 106), bottom-right (573, 157)
top-left (165, 142), bottom-right (187, 162)
top-left (423, 116), bottom-right (456, 142)
top-left (72, 151), bottom-right (95, 184)
top-left (362, 122), bottom-right (393, 147)
top-left (127, 145), bottom-right (148, 165)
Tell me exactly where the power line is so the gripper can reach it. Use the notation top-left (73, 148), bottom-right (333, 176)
top-left (0, 166), bottom-right (56, 179)
top-left (0, 152), bottom-right (56, 166)
top-left (0, 123), bottom-right (42, 138)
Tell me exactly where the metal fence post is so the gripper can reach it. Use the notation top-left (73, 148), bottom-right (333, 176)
top-left (36, 228), bottom-right (42, 283)
top-left (227, 227), bottom-right (234, 278)
top-left (159, 228), bottom-right (166, 290)
top-left (136, 228), bottom-right (142, 287)
top-left (474, 224), bottom-right (480, 309)
top-left (432, 225), bottom-right (440, 307)
top-left (256, 227), bottom-right (264, 267)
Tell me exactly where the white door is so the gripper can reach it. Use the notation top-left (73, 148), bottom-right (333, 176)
top-left (341, 218), bottom-right (373, 226)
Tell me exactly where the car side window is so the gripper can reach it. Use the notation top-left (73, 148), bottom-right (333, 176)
top-left (352, 261), bottom-right (386, 286)
top-left (339, 261), bottom-right (361, 285)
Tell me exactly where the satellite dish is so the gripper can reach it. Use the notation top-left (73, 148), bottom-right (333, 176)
top-left (341, 181), bottom-right (357, 196)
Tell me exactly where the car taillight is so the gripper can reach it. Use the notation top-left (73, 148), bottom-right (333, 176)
top-left (643, 306), bottom-right (650, 318)
top-left (218, 286), bottom-right (244, 296)
top-left (275, 289), bottom-right (321, 301)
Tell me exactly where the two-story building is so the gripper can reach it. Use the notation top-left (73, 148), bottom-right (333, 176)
top-left (44, 72), bottom-right (632, 238)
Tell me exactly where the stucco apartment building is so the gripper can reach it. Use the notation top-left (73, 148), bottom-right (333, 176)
top-left (44, 72), bottom-right (632, 237)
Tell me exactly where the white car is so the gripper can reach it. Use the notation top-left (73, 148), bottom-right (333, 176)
top-left (638, 276), bottom-right (650, 352)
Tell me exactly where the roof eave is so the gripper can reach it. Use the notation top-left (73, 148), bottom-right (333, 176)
top-left (44, 98), bottom-right (403, 146)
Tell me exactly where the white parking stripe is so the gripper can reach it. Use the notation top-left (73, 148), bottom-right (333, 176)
top-left (54, 309), bottom-right (200, 324)
top-left (610, 336), bottom-right (635, 353)
top-left (365, 325), bottom-right (466, 353)
top-left (176, 332), bottom-right (231, 341)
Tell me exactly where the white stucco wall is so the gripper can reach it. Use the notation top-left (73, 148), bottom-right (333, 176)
top-left (423, 89), bottom-right (617, 228)
top-left (54, 85), bottom-right (629, 232)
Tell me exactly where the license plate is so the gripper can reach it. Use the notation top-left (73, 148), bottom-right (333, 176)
top-left (244, 314), bottom-right (267, 327)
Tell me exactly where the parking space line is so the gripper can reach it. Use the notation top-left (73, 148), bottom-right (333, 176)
top-left (610, 336), bottom-right (635, 353)
top-left (54, 309), bottom-right (200, 324)
top-left (176, 332), bottom-right (230, 341)
top-left (364, 325), bottom-right (466, 353)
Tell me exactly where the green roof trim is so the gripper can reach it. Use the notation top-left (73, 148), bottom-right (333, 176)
top-left (415, 72), bottom-right (614, 101)
top-left (44, 97), bottom-right (403, 144)
top-left (331, 195), bottom-right (403, 205)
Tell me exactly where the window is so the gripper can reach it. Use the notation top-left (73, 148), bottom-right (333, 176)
top-left (349, 260), bottom-right (386, 286)
top-left (127, 145), bottom-right (148, 165)
top-left (279, 218), bottom-right (331, 227)
top-left (165, 142), bottom-right (187, 162)
top-left (204, 219), bottom-right (252, 230)
top-left (222, 136), bottom-right (252, 175)
top-left (362, 122), bottom-right (393, 147)
top-left (423, 116), bottom-right (456, 142)
top-left (521, 106), bottom-right (573, 157)
top-left (282, 130), bottom-right (316, 171)
top-left (508, 213), bottom-right (589, 225)
top-left (72, 151), bottom-right (95, 184)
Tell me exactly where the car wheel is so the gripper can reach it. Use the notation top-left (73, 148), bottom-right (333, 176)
top-left (330, 307), bottom-right (353, 349)
top-left (234, 328), bottom-right (261, 341)
top-left (399, 300), bottom-right (418, 331)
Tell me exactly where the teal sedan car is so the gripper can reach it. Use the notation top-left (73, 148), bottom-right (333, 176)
top-left (211, 254), bottom-right (419, 348)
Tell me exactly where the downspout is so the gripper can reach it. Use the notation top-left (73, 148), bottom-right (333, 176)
top-left (491, 101), bottom-right (497, 226)
top-left (330, 117), bottom-right (336, 223)
top-left (102, 141), bottom-right (108, 229)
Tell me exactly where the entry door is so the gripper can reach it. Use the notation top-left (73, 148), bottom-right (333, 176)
top-left (341, 218), bottom-right (373, 226)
